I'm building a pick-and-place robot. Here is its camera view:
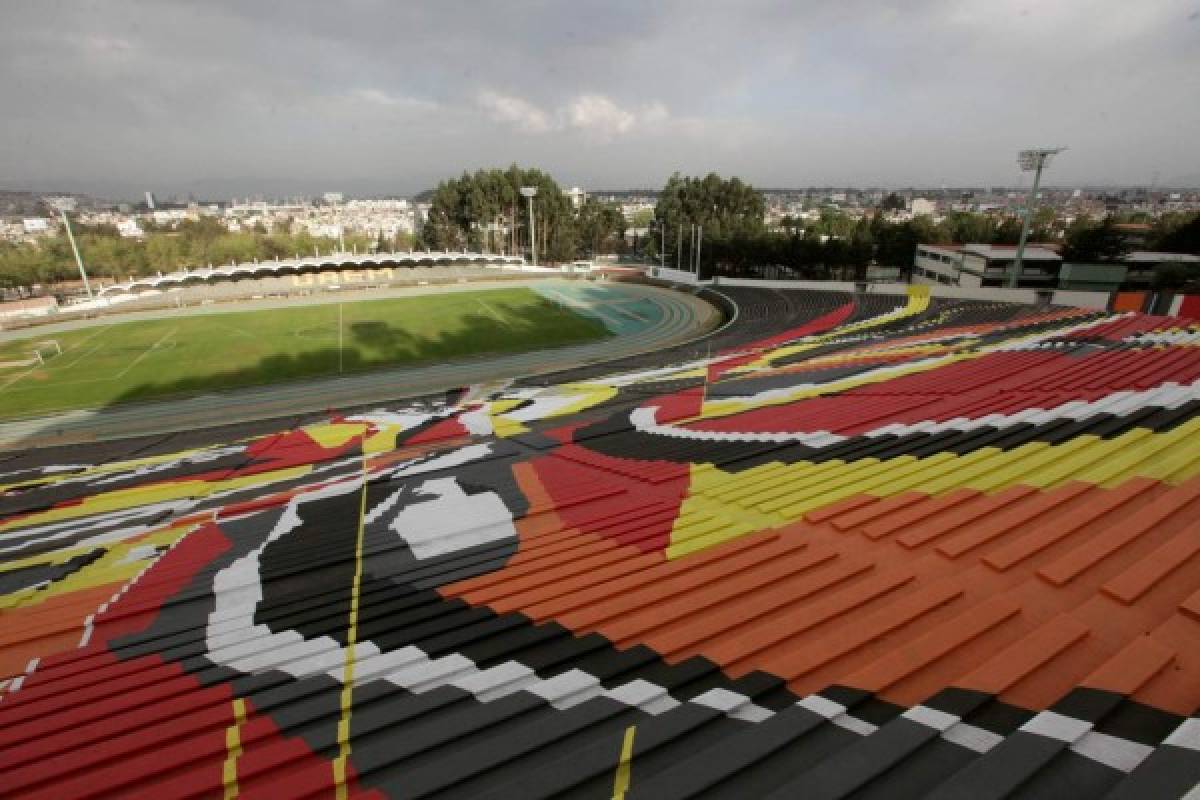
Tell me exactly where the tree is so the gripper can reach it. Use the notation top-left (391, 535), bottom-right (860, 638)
top-left (418, 165), bottom-right (578, 262)
top-left (146, 234), bottom-right (186, 273)
top-left (881, 192), bottom-right (905, 211)
top-left (1153, 262), bottom-right (1200, 290)
top-left (992, 217), bottom-right (1025, 245)
top-left (1063, 217), bottom-right (1131, 263)
top-left (392, 231), bottom-right (415, 251)
top-left (575, 199), bottom-right (625, 258)
top-left (651, 172), bottom-right (766, 273)
top-left (1152, 212), bottom-right (1200, 255)
top-left (847, 218), bottom-right (875, 280)
top-left (939, 212), bottom-right (994, 243)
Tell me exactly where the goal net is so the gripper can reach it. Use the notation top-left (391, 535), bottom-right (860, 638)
top-left (0, 339), bottom-right (62, 369)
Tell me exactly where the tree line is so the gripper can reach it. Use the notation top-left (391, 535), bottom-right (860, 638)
top-left (0, 216), bottom-right (413, 292)
top-left (643, 174), bottom-right (1200, 287)
top-left (417, 166), bottom-right (625, 261)
top-left (641, 174), bottom-right (1046, 281)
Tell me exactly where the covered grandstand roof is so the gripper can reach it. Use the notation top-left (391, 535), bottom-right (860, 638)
top-left (1, 284), bottom-right (1198, 798)
top-left (97, 251), bottom-right (525, 296)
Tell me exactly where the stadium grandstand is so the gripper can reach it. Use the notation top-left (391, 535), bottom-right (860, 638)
top-left (1, 283), bottom-right (1199, 798)
top-left (96, 251), bottom-right (526, 296)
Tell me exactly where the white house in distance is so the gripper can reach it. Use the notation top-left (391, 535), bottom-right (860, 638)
top-left (564, 187), bottom-right (585, 209)
top-left (909, 197), bottom-right (936, 216)
top-left (117, 219), bottom-right (144, 238)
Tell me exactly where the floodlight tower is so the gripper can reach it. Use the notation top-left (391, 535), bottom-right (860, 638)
top-left (519, 186), bottom-right (538, 265)
top-left (1008, 147), bottom-right (1066, 288)
top-left (49, 197), bottom-right (94, 300)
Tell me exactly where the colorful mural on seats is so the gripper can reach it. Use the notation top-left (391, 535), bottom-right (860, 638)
top-left (3, 287), bottom-right (1200, 798)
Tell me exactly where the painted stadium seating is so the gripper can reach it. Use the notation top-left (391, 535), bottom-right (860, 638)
top-left (1, 286), bottom-right (1198, 798)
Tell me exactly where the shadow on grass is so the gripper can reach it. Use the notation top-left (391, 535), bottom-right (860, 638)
top-left (108, 298), bottom-right (610, 407)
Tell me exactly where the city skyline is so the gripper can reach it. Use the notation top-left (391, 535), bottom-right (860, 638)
top-left (2, 0), bottom-right (1198, 199)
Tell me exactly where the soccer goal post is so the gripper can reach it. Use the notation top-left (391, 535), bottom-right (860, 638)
top-left (32, 340), bottom-right (62, 363)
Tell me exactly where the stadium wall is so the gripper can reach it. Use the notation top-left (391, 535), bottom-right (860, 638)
top-left (1050, 290), bottom-right (1112, 309)
top-left (654, 267), bottom-right (704, 284)
top-left (713, 276), bottom-right (1045, 304)
top-left (700, 275), bottom-right (1167, 311)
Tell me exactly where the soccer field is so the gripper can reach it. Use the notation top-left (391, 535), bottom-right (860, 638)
top-left (0, 288), bottom-right (610, 420)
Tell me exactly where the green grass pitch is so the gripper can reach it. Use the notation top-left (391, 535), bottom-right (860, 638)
top-left (0, 288), bottom-right (610, 420)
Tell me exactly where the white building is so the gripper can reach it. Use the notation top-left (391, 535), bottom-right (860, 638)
top-left (44, 196), bottom-right (76, 212)
top-left (116, 219), bottom-right (144, 238)
top-left (153, 209), bottom-right (193, 226)
top-left (22, 218), bottom-right (51, 234)
top-left (910, 197), bottom-right (936, 215)
top-left (914, 243), bottom-right (1062, 288)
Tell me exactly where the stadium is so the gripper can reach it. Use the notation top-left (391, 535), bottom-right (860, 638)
top-left (1, 273), bottom-right (1198, 798)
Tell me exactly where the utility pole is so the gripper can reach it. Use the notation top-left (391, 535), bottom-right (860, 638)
top-left (696, 225), bottom-right (703, 278)
top-left (57, 208), bottom-right (93, 300)
top-left (336, 199), bottom-right (345, 253)
top-left (660, 220), bottom-right (665, 271)
top-left (692, 225), bottom-right (699, 275)
top-left (677, 225), bottom-right (683, 271)
top-left (520, 187), bottom-right (538, 266)
top-left (1009, 147), bottom-right (1066, 288)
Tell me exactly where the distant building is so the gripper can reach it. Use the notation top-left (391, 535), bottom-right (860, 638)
top-left (323, 192), bottom-right (344, 205)
top-left (152, 209), bottom-right (193, 225)
top-left (144, 191), bottom-right (157, 210)
top-left (565, 187), bottom-right (585, 209)
top-left (909, 197), bottom-right (936, 216)
top-left (116, 219), bottom-right (143, 238)
top-left (22, 218), bottom-right (52, 234)
top-left (1056, 253), bottom-right (1200, 292)
top-left (44, 195), bottom-right (76, 212)
top-left (1116, 251), bottom-right (1200, 287)
top-left (916, 243), bottom-right (1200, 291)
top-left (914, 243), bottom-right (1061, 288)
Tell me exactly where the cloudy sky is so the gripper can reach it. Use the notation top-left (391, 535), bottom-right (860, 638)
top-left (2, 0), bottom-right (1197, 199)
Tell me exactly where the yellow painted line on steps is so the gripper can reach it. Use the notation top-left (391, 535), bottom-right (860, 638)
top-left (223, 697), bottom-right (247, 800)
top-left (612, 724), bottom-right (638, 800)
top-left (333, 455), bottom-right (370, 800)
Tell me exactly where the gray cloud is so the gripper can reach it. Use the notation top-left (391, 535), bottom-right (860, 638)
top-left (1, 0), bottom-right (1196, 199)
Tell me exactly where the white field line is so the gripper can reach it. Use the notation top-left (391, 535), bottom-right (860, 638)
top-left (114, 327), bottom-right (178, 380)
top-left (0, 363), bottom-right (42, 392)
top-left (216, 323), bottom-right (259, 340)
top-left (476, 298), bottom-right (511, 326)
top-left (51, 324), bottom-right (115, 369)
top-left (0, 325), bottom-right (114, 392)
top-left (44, 341), bottom-right (105, 376)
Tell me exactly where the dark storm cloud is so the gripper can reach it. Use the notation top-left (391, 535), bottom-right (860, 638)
top-left (1, 0), bottom-right (1196, 198)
